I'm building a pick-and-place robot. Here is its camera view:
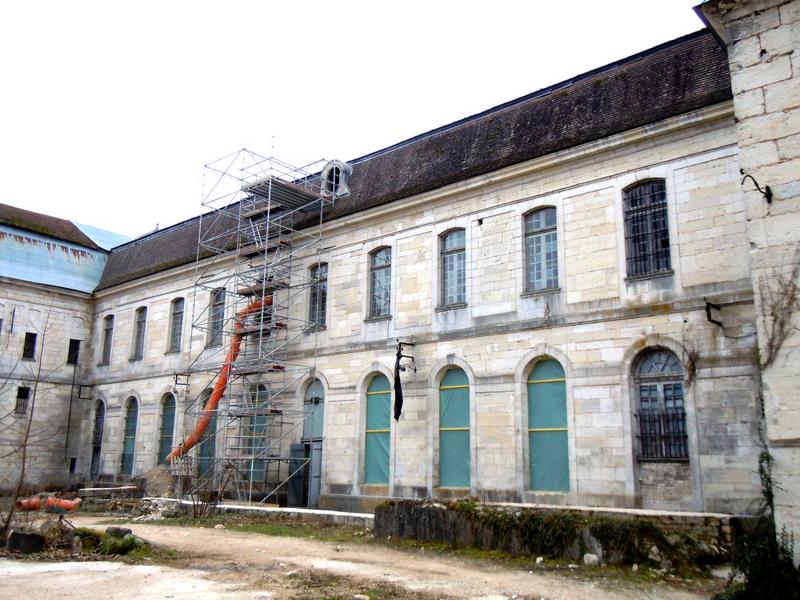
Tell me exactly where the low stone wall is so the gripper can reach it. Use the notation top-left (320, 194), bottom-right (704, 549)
top-left (375, 499), bottom-right (748, 569)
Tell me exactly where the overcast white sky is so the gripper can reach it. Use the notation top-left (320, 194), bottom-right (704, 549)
top-left (0, 1), bottom-right (703, 239)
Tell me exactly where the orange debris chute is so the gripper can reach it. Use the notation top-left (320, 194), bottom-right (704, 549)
top-left (167, 296), bottom-right (271, 463)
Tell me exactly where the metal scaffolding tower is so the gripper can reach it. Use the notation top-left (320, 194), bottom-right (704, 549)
top-left (172, 149), bottom-right (339, 505)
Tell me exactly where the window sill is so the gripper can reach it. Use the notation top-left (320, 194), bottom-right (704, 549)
top-left (128, 356), bottom-right (142, 363)
top-left (521, 287), bottom-right (560, 298)
top-left (625, 270), bottom-right (674, 283)
top-left (21, 357), bottom-right (35, 362)
top-left (364, 314), bottom-right (391, 323)
top-left (97, 362), bottom-right (109, 367)
top-left (304, 324), bottom-right (327, 334)
top-left (164, 350), bottom-right (181, 356)
top-left (436, 302), bottom-right (468, 313)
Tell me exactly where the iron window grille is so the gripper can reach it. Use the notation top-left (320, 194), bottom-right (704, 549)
top-left (309, 263), bottom-right (328, 327)
top-left (22, 332), bottom-right (37, 360)
top-left (15, 386), bottom-right (30, 415)
top-left (634, 350), bottom-right (688, 461)
top-left (369, 247), bottom-right (391, 318)
top-left (525, 207), bottom-right (559, 291)
top-left (168, 298), bottom-right (185, 353)
top-left (131, 306), bottom-right (147, 360)
top-left (623, 180), bottom-right (672, 278)
top-left (440, 229), bottom-right (466, 306)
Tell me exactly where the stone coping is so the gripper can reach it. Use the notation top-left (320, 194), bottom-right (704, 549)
top-left (489, 502), bottom-right (735, 520)
top-left (142, 497), bottom-right (374, 528)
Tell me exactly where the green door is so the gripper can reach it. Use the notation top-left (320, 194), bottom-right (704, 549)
top-left (198, 392), bottom-right (216, 478)
top-left (527, 360), bottom-right (569, 491)
top-left (121, 398), bottom-right (138, 476)
top-left (439, 368), bottom-right (470, 488)
top-left (364, 374), bottom-right (391, 484)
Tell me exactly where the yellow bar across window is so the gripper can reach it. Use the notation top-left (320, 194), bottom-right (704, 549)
top-left (366, 390), bottom-right (391, 395)
top-left (526, 378), bottom-right (566, 384)
top-left (366, 429), bottom-right (390, 433)
top-left (528, 427), bottom-right (568, 432)
top-left (440, 426), bottom-right (469, 431)
top-left (439, 384), bottom-right (469, 390)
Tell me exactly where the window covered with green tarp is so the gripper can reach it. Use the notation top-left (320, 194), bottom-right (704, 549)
top-left (157, 394), bottom-right (175, 465)
top-left (439, 368), bottom-right (470, 488)
top-left (247, 385), bottom-right (269, 483)
top-left (121, 397), bottom-right (138, 475)
top-left (303, 379), bottom-right (325, 440)
top-left (527, 359), bottom-right (569, 491)
top-left (198, 390), bottom-right (216, 478)
top-left (364, 374), bottom-right (391, 484)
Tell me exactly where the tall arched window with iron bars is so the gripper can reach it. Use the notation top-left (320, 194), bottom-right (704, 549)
top-left (158, 393), bottom-right (176, 465)
top-left (369, 248), bottom-right (391, 318)
top-left (634, 349), bottom-right (688, 460)
top-left (121, 397), bottom-right (138, 476)
top-left (623, 180), bottom-right (672, 278)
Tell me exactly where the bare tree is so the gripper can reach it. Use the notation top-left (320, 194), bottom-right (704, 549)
top-left (759, 244), bottom-right (800, 369)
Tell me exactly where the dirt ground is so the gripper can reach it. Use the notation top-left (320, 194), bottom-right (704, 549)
top-left (0, 515), bottom-right (724, 599)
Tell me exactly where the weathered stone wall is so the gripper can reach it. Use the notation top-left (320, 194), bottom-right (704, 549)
top-left (83, 105), bottom-right (764, 516)
top-left (0, 278), bottom-right (94, 492)
top-left (375, 499), bottom-right (739, 567)
top-left (699, 0), bottom-right (800, 560)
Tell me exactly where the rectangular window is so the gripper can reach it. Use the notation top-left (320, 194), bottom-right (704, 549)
top-left (207, 289), bottom-right (226, 346)
top-left (440, 230), bottom-right (466, 306)
top-left (100, 315), bottom-right (114, 365)
top-left (525, 208), bottom-right (559, 291)
top-left (369, 248), bottom-right (391, 318)
top-left (15, 386), bottom-right (30, 415)
top-left (309, 264), bottom-right (328, 327)
top-left (67, 339), bottom-right (81, 365)
top-left (168, 298), bottom-right (185, 353)
top-left (131, 306), bottom-right (147, 360)
top-left (22, 332), bottom-right (37, 360)
top-left (624, 180), bottom-right (671, 278)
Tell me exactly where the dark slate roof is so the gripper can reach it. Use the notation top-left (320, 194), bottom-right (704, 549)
top-left (0, 202), bottom-right (103, 251)
top-left (97, 29), bottom-right (731, 291)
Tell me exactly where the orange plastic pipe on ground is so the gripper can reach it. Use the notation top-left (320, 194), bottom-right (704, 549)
top-left (45, 497), bottom-right (82, 511)
top-left (167, 296), bottom-right (271, 463)
top-left (15, 496), bottom-right (41, 511)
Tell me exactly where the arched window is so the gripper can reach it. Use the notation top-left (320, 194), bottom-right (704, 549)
top-left (90, 399), bottom-right (105, 480)
top-left (364, 374), bottom-right (391, 484)
top-left (635, 349), bottom-right (687, 460)
top-left (440, 229), bottom-right (466, 306)
top-left (100, 315), bottom-right (114, 365)
top-left (309, 264), bottom-right (328, 327)
top-left (303, 379), bottom-right (325, 440)
top-left (207, 288), bottom-right (226, 347)
top-left (198, 389), bottom-right (216, 478)
top-left (121, 397), bottom-right (138, 476)
top-left (158, 393), bottom-right (176, 465)
top-left (527, 359), bottom-right (569, 491)
top-left (369, 248), bottom-right (392, 318)
top-left (439, 368), bottom-right (470, 487)
top-left (168, 298), bottom-right (185, 353)
top-left (131, 306), bottom-right (147, 361)
top-left (623, 180), bottom-right (671, 278)
top-left (525, 208), bottom-right (558, 291)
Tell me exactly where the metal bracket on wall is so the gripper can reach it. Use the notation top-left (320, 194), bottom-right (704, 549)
top-left (740, 169), bottom-right (773, 204)
top-left (705, 300), bottom-right (723, 328)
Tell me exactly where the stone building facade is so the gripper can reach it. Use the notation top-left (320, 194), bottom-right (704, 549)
top-left (1, 5), bottom-right (797, 543)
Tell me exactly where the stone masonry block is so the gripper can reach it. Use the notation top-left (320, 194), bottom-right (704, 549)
top-left (731, 55), bottom-right (792, 94)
